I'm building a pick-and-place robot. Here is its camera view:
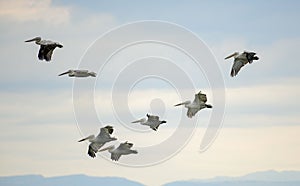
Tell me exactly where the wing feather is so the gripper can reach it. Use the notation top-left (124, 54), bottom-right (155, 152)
top-left (231, 60), bottom-right (245, 77)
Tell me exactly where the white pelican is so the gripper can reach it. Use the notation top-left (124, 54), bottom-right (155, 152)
top-left (98, 141), bottom-right (138, 161)
top-left (58, 70), bottom-right (96, 77)
top-left (225, 51), bottom-right (259, 77)
top-left (78, 126), bottom-right (117, 158)
top-left (174, 91), bottom-right (212, 118)
top-left (131, 114), bottom-right (167, 131)
top-left (25, 37), bottom-right (63, 62)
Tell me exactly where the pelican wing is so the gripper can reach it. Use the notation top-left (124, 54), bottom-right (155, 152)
top-left (73, 70), bottom-right (89, 76)
top-left (197, 92), bottom-right (207, 103)
top-left (97, 126), bottom-right (114, 139)
top-left (192, 93), bottom-right (201, 105)
top-left (88, 142), bottom-right (104, 158)
top-left (111, 151), bottom-right (122, 161)
top-left (74, 70), bottom-right (89, 74)
top-left (244, 52), bottom-right (259, 64)
top-left (110, 143), bottom-right (132, 161)
top-left (38, 45), bottom-right (46, 60)
top-left (231, 59), bottom-right (245, 77)
top-left (187, 107), bottom-right (200, 118)
top-left (45, 47), bottom-right (54, 61)
top-left (147, 114), bottom-right (159, 122)
top-left (119, 142), bottom-right (134, 149)
top-left (39, 40), bottom-right (56, 45)
top-left (38, 44), bottom-right (57, 61)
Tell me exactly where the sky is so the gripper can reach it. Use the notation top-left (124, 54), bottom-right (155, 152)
top-left (0, 0), bottom-right (300, 185)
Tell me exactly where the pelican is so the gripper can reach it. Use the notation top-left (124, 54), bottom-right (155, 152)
top-left (78, 126), bottom-right (117, 158)
top-left (225, 51), bottom-right (259, 77)
top-left (174, 91), bottom-right (212, 118)
top-left (131, 114), bottom-right (167, 131)
top-left (98, 141), bottom-right (138, 161)
top-left (58, 70), bottom-right (96, 77)
top-left (25, 37), bottom-right (63, 62)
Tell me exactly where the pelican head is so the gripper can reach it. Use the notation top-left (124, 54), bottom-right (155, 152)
top-left (78, 135), bottom-right (95, 142)
top-left (174, 100), bottom-right (191, 107)
top-left (131, 118), bottom-right (146, 123)
top-left (88, 72), bottom-right (97, 77)
top-left (25, 37), bottom-right (41, 43)
top-left (225, 52), bottom-right (239, 60)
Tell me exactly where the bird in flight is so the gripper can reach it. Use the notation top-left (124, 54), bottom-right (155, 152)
top-left (25, 37), bottom-right (63, 62)
top-left (174, 91), bottom-right (212, 118)
top-left (132, 114), bottom-right (167, 131)
top-left (225, 51), bottom-right (259, 77)
top-left (58, 70), bottom-right (96, 77)
top-left (78, 126), bottom-right (117, 158)
top-left (98, 141), bottom-right (138, 161)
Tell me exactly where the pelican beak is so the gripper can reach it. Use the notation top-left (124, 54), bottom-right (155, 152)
top-left (174, 102), bottom-right (183, 106)
top-left (224, 53), bottom-right (236, 60)
top-left (58, 71), bottom-right (69, 76)
top-left (78, 137), bottom-right (87, 142)
top-left (25, 38), bottom-right (38, 42)
top-left (131, 119), bottom-right (143, 123)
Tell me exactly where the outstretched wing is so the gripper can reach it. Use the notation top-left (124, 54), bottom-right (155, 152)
top-left (97, 126), bottom-right (114, 138)
top-left (38, 44), bottom-right (57, 61)
top-left (88, 142), bottom-right (104, 158)
top-left (44, 45), bottom-right (57, 61)
top-left (74, 70), bottom-right (89, 74)
top-left (111, 152), bottom-right (122, 161)
top-left (197, 91), bottom-right (207, 103)
top-left (110, 142), bottom-right (133, 161)
top-left (38, 45), bottom-right (46, 60)
top-left (119, 142), bottom-right (133, 149)
top-left (187, 107), bottom-right (200, 118)
top-left (244, 52), bottom-right (258, 64)
top-left (231, 59), bottom-right (245, 77)
top-left (147, 114), bottom-right (159, 122)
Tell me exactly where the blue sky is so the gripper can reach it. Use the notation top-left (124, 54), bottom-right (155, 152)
top-left (0, 0), bottom-right (300, 185)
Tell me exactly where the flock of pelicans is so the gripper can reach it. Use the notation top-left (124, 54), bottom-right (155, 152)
top-left (25, 36), bottom-right (259, 161)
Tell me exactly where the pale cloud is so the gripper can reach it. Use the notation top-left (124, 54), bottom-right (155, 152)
top-left (0, 0), bottom-right (70, 24)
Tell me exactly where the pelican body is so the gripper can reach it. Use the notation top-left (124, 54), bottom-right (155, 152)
top-left (25, 37), bottom-right (63, 62)
top-left (132, 114), bottom-right (167, 131)
top-left (78, 126), bottom-right (117, 158)
top-left (98, 141), bottom-right (138, 161)
top-left (174, 91), bottom-right (212, 118)
top-left (225, 51), bottom-right (259, 77)
top-left (58, 70), bottom-right (96, 77)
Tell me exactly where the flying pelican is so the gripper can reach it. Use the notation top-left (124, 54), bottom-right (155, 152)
top-left (131, 114), bottom-right (167, 131)
top-left (78, 126), bottom-right (117, 158)
top-left (25, 37), bottom-right (63, 62)
top-left (58, 70), bottom-right (96, 77)
top-left (225, 51), bottom-right (259, 77)
top-left (98, 141), bottom-right (138, 161)
top-left (174, 91), bottom-right (212, 118)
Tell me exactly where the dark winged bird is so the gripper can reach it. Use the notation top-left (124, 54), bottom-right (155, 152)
top-left (132, 114), bottom-right (167, 131)
top-left (78, 126), bottom-right (117, 158)
top-left (98, 141), bottom-right (138, 161)
top-left (174, 91), bottom-right (212, 118)
top-left (225, 51), bottom-right (259, 77)
top-left (58, 70), bottom-right (96, 77)
top-left (25, 37), bottom-right (63, 62)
